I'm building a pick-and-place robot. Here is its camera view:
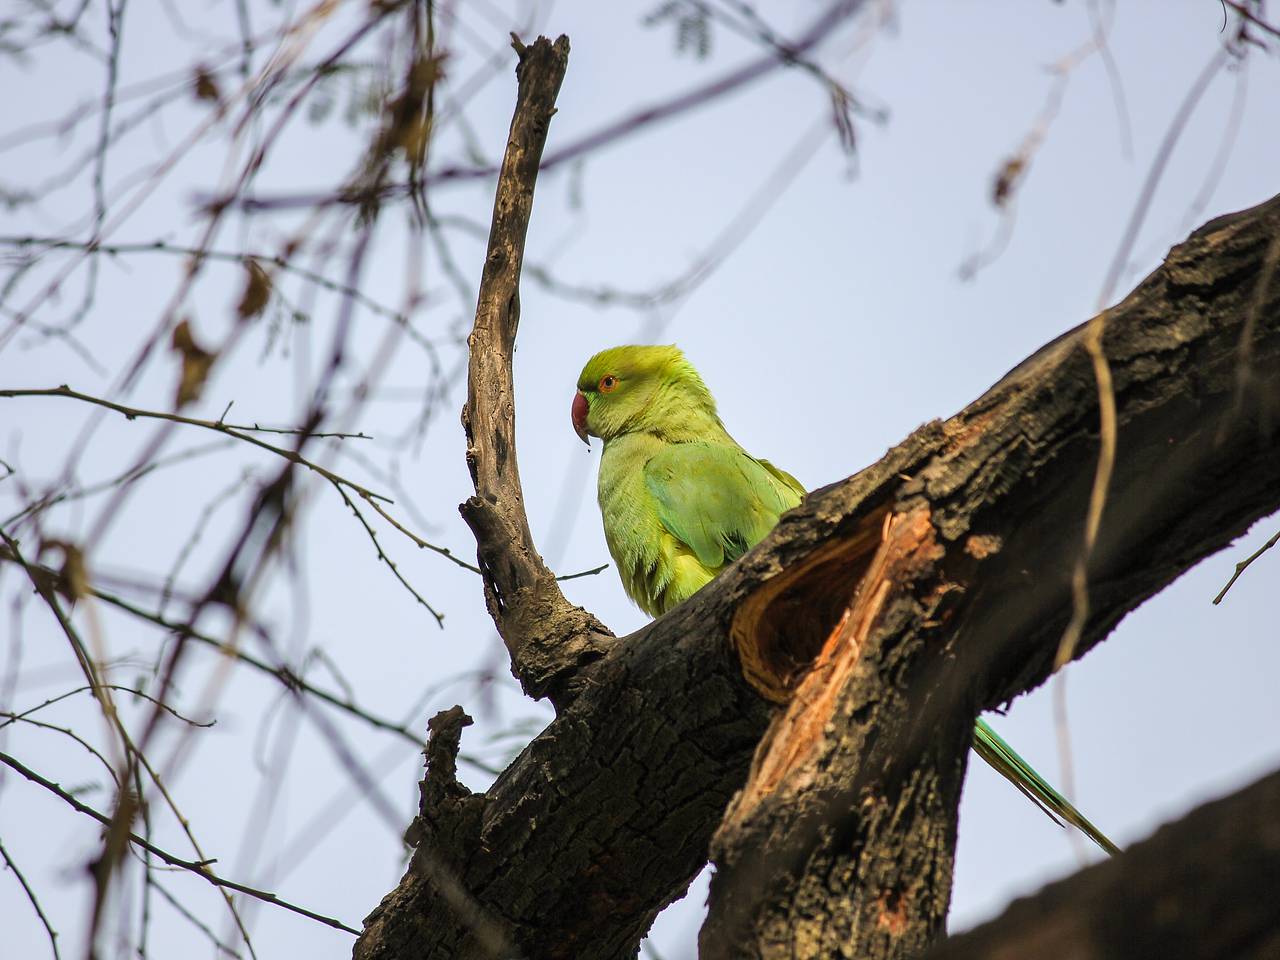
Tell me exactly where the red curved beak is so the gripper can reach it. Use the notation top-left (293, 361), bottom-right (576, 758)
top-left (571, 391), bottom-right (590, 447)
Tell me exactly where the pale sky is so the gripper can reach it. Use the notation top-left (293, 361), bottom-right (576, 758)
top-left (2, 2), bottom-right (1278, 958)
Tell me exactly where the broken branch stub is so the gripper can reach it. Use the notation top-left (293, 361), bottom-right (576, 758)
top-left (457, 34), bottom-right (613, 705)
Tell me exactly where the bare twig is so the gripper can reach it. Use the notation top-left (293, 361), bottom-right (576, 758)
top-left (1213, 528), bottom-right (1280, 604)
top-left (1, 683), bottom-right (214, 731)
top-left (962, 0), bottom-right (1130, 279)
top-left (555, 563), bottom-right (609, 582)
top-left (0, 387), bottom-right (482, 577)
top-left (150, 878), bottom-right (244, 959)
top-left (0, 235), bottom-right (436, 357)
top-left (1054, 43), bottom-right (1232, 672)
top-left (0, 386), bottom-right (370, 444)
top-left (0, 530), bottom-right (126, 771)
top-left (1055, 45), bottom-right (1232, 673)
top-left (0, 837), bottom-right (62, 960)
top-left (363, 496), bottom-right (481, 574)
top-left (0, 540), bottom-right (253, 951)
top-left (0, 750), bottom-right (360, 935)
top-left (0, 712), bottom-right (120, 785)
top-left (86, 588), bottom-right (426, 746)
top-left (1222, 0), bottom-right (1280, 40)
top-left (1180, 60), bottom-right (1249, 234)
top-left (228, 0), bottom-right (871, 212)
top-left (64, 0), bottom-right (128, 339)
top-left (330, 481), bottom-right (445, 624)
top-left (1050, 47), bottom-right (1232, 858)
top-left (2, 440), bottom-right (232, 530)
top-left (158, 470), bottom-right (254, 614)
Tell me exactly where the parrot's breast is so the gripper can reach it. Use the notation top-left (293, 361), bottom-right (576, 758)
top-left (597, 434), bottom-right (718, 617)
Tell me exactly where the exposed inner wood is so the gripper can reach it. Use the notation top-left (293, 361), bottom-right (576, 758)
top-left (730, 503), bottom-right (890, 702)
top-left (728, 505), bottom-right (937, 818)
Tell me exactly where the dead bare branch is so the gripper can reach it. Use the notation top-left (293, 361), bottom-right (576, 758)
top-left (456, 33), bottom-right (614, 704)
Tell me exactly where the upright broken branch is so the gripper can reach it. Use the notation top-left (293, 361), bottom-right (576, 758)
top-left (457, 34), bottom-right (614, 705)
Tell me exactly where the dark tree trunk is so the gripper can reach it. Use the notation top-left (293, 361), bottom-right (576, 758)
top-left (352, 32), bottom-right (1280, 960)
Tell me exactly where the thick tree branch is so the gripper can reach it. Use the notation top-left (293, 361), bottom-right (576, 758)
top-left (702, 193), bottom-right (1280, 958)
top-left (927, 768), bottom-right (1280, 960)
top-left (356, 42), bottom-right (1280, 957)
top-left (457, 33), bottom-right (614, 704)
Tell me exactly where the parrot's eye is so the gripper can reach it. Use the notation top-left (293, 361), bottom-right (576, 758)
top-left (598, 375), bottom-right (618, 393)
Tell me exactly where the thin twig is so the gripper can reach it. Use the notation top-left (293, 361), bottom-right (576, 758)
top-left (1222, 0), bottom-right (1280, 40)
top-left (1051, 46), bottom-right (1233, 862)
top-left (3, 383), bottom-right (460, 602)
top-left (1055, 43), bottom-right (1231, 671)
top-left (151, 877), bottom-right (244, 959)
top-left (88, 587), bottom-right (426, 746)
top-left (364, 496), bottom-right (480, 574)
top-left (64, 0), bottom-right (128, 339)
top-left (330, 481), bottom-right (445, 624)
top-left (0, 534), bottom-right (257, 951)
top-left (1, 684), bottom-right (213, 730)
top-left (0, 385), bottom-right (368, 440)
top-left (962, 0), bottom-right (1129, 279)
top-left (159, 470), bottom-right (253, 615)
top-left (0, 530), bottom-right (127, 774)
top-left (0, 235), bottom-right (430, 352)
top-left (0, 750), bottom-right (360, 935)
top-left (0, 837), bottom-right (62, 960)
top-left (2, 440), bottom-right (232, 529)
top-left (1, 385), bottom-right (389, 498)
top-left (555, 563), bottom-right (609, 582)
top-left (1, 529), bottom-right (255, 951)
top-left (1213, 528), bottom-right (1280, 604)
top-left (1, 713), bottom-right (120, 785)
top-left (226, 0), bottom-right (871, 212)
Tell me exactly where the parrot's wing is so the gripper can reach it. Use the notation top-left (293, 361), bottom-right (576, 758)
top-left (644, 442), bottom-right (802, 569)
top-left (758, 458), bottom-right (806, 501)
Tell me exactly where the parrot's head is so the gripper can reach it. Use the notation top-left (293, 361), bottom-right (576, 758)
top-left (573, 344), bottom-right (718, 447)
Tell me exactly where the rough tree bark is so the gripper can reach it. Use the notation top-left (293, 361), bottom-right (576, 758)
top-left (701, 188), bottom-right (1280, 957)
top-left (353, 34), bottom-right (1280, 960)
top-left (926, 769), bottom-right (1280, 960)
top-left (700, 197), bottom-right (1280, 959)
top-left (456, 34), bottom-right (614, 706)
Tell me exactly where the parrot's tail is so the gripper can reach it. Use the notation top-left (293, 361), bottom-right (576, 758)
top-left (972, 717), bottom-right (1121, 856)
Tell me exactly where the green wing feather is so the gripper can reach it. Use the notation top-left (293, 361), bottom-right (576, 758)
top-left (757, 458), bottom-right (806, 503)
top-left (973, 717), bottom-right (1120, 855)
top-left (644, 442), bottom-right (802, 570)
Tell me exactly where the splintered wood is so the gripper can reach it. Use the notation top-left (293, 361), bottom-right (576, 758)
top-left (729, 505), bottom-right (891, 703)
top-left (723, 505), bottom-right (940, 827)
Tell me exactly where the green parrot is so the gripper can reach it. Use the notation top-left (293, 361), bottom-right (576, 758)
top-left (572, 343), bottom-right (1120, 856)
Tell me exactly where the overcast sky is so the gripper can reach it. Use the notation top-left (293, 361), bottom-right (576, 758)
top-left (2, 2), bottom-right (1278, 958)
